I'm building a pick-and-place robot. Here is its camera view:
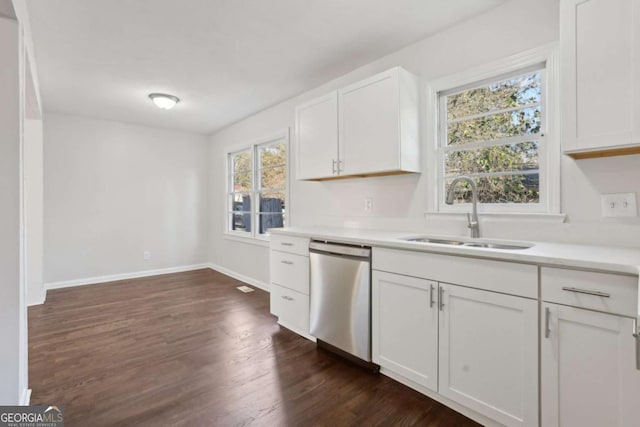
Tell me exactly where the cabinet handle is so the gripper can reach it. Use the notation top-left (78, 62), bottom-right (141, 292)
top-left (280, 242), bottom-right (293, 247)
top-left (281, 295), bottom-right (294, 301)
top-left (429, 284), bottom-right (435, 308)
top-left (545, 307), bottom-right (551, 339)
top-left (338, 160), bottom-right (344, 172)
top-left (439, 287), bottom-right (444, 311)
top-left (281, 260), bottom-right (294, 265)
top-left (633, 318), bottom-right (639, 370)
top-left (332, 159), bottom-right (337, 174)
top-left (561, 287), bottom-right (610, 298)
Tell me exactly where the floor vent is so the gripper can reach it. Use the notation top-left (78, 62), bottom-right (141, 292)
top-left (236, 285), bottom-right (255, 293)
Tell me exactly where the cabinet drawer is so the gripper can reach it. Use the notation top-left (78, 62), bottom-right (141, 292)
top-left (270, 284), bottom-right (310, 335)
top-left (270, 250), bottom-right (309, 294)
top-left (270, 234), bottom-right (310, 256)
top-left (373, 247), bottom-right (538, 299)
top-left (541, 267), bottom-right (638, 317)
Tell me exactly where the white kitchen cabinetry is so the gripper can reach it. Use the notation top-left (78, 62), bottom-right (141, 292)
top-left (372, 271), bottom-right (438, 392)
top-left (294, 67), bottom-right (419, 180)
top-left (269, 235), bottom-right (313, 339)
top-left (438, 283), bottom-right (538, 427)
top-left (372, 248), bottom-right (539, 427)
top-left (561, 0), bottom-right (640, 158)
top-left (295, 92), bottom-right (338, 180)
top-left (541, 268), bottom-right (640, 426)
top-left (541, 304), bottom-right (640, 426)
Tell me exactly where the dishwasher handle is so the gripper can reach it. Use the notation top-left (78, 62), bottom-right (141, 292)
top-left (309, 241), bottom-right (371, 258)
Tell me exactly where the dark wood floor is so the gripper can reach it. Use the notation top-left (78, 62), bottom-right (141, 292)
top-left (29, 269), bottom-right (480, 427)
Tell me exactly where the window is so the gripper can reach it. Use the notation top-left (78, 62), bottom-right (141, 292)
top-left (227, 133), bottom-right (288, 239)
top-left (437, 62), bottom-right (552, 213)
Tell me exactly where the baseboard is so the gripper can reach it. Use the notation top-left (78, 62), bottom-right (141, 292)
top-left (27, 288), bottom-right (47, 307)
top-left (207, 263), bottom-right (270, 292)
top-left (20, 388), bottom-right (31, 406)
top-left (45, 263), bottom-right (211, 290)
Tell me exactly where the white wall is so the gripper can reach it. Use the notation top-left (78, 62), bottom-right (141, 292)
top-left (0, 14), bottom-right (22, 405)
top-left (208, 0), bottom-right (640, 286)
top-left (25, 118), bottom-right (43, 305)
top-left (44, 113), bottom-right (209, 285)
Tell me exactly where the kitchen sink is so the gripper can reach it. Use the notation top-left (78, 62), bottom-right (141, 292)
top-left (402, 237), bottom-right (533, 250)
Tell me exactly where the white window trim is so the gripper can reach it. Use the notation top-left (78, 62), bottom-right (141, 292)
top-left (425, 44), bottom-right (561, 215)
top-left (224, 128), bottom-right (290, 241)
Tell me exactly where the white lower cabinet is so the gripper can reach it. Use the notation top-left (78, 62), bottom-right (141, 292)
top-left (270, 284), bottom-right (310, 334)
top-left (372, 271), bottom-right (438, 391)
top-left (541, 303), bottom-right (640, 427)
top-left (372, 269), bottom-right (538, 427)
top-left (438, 283), bottom-right (539, 427)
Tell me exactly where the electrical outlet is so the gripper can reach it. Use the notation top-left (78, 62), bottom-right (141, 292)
top-left (364, 197), bottom-right (373, 213)
top-left (601, 193), bottom-right (637, 217)
top-left (143, 251), bottom-right (151, 260)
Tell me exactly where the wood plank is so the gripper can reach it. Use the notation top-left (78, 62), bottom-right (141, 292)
top-left (29, 269), bottom-right (479, 426)
top-left (566, 145), bottom-right (640, 159)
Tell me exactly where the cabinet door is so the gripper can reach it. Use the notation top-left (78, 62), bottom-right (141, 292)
top-left (438, 283), bottom-right (538, 427)
top-left (562, 0), bottom-right (636, 152)
top-left (372, 271), bottom-right (438, 392)
top-left (295, 92), bottom-right (338, 180)
top-left (338, 69), bottom-right (400, 175)
top-left (541, 303), bottom-right (640, 427)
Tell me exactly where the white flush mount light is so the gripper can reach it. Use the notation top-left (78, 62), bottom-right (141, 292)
top-left (148, 93), bottom-right (180, 110)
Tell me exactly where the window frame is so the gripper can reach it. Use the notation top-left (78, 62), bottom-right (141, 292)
top-left (225, 129), bottom-right (290, 241)
top-left (426, 45), bottom-right (560, 215)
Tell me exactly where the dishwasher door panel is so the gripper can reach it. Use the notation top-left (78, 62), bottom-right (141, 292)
top-left (309, 251), bottom-right (371, 361)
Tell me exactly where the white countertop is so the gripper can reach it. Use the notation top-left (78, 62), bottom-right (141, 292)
top-left (271, 226), bottom-right (640, 276)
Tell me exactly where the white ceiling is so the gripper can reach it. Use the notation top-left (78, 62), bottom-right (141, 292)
top-left (27, 0), bottom-right (505, 135)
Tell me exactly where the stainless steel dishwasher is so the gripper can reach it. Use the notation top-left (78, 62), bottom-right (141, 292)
top-left (309, 240), bottom-right (372, 362)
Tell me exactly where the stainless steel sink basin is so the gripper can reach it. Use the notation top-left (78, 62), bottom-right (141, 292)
top-left (402, 237), bottom-right (533, 250)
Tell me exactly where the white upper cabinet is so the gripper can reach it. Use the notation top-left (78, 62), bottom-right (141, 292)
top-left (295, 92), bottom-right (339, 180)
top-left (338, 68), bottom-right (420, 176)
top-left (294, 67), bottom-right (420, 180)
top-left (561, 0), bottom-right (640, 158)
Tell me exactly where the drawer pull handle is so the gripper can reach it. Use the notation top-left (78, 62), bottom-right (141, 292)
top-left (281, 260), bottom-right (294, 265)
top-left (633, 318), bottom-right (639, 371)
top-left (561, 287), bottom-right (610, 298)
top-left (439, 287), bottom-right (444, 311)
top-left (545, 307), bottom-right (551, 339)
top-left (281, 242), bottom-right (293, 247)
top-left (281, 295), bottom-right (294, 301)
top-left (429, 284), bottom-right (435, 308)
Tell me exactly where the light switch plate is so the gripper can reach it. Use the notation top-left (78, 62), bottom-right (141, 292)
top-left (601, 193), bottom-right (638, 217)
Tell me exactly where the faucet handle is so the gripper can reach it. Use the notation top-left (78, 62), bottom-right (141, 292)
top-left (466, 213), bottom-right (472, 228)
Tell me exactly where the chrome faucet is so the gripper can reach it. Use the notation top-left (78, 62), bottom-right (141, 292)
top-left (445, 176), bottom-right (480, 238)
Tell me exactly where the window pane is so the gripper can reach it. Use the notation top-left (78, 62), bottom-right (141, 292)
top-left (232, 170), bottom-right (252, 192)
top-left (259, 166), bottom-right (286, 191)
top-left (447, 72), bottom-right (541, 120)
top-left (258, 142), bottom-right (286, 169)
top-left (259, 191), bottom-right (285, 214)
top-left (230, 212), bottom-right (252, 233)
top-left (445, 174), bottom-right (539, 204)
top-left (229, 193), bottom-right (251, 213)
top-left (447, 106), bottom-right (541, 145)
top-left (259, 213), bottom-right (285, 235)
top-left (231, 150), bottom-right (252, 174)
top-left (445, 142), bottom-right (539, 176)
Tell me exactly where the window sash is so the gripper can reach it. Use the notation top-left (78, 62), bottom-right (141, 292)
top-left (437, 66), bottom-right (546, 212)
top-left (226, 134), bottom-right (288, 238)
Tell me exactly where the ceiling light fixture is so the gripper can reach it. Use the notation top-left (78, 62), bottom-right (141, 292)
top-left (148, 93), bottom-right (180, 110)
